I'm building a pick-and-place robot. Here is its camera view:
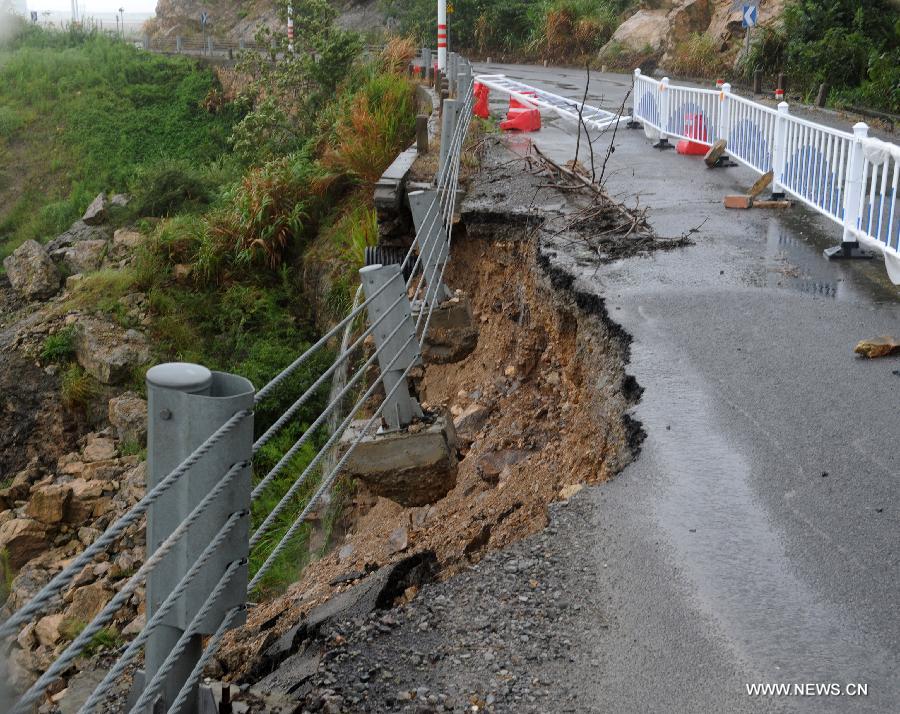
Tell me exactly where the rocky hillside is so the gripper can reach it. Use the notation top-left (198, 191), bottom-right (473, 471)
top-left (1, 193), bottom-right (151, 705)
top-left (606, 0), bottom-right (785, 69)
top-left (147, 0), bottom-right (388, 40)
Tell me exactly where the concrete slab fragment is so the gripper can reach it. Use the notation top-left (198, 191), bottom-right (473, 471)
top-left (338, 414), bottom-right (458, 506)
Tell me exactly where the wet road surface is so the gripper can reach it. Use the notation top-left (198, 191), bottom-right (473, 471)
top-left (477, 63), bottom-right (900, 712)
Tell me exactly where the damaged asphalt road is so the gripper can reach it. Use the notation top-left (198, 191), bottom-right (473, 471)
top-left (486, 67), bottom-right (898, 711)
top-left (229, 70), bottom-right (898, 713)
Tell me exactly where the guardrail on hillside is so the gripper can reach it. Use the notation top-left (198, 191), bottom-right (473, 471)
top-left (632, 69), bottom-right (900, 284)
top-left (0, 49), bottom-right (475, 714)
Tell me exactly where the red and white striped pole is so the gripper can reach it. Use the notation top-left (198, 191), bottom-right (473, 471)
top-left (287, 3), bottom-right (294, 53)
top-left (437, 0), bottom-right (447, 71)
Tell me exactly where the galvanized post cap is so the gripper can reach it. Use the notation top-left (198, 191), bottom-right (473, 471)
top-left (146, 362), bottom-right (213, 393)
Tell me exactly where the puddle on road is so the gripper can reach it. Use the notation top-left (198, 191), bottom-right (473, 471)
top-left (760, 216), bottom-right (899, 303)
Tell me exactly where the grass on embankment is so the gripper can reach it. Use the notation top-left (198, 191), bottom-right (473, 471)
top-left (6, 21), bottom-right (420, 594)
top-left (0, 24), bottom-right (240, 262)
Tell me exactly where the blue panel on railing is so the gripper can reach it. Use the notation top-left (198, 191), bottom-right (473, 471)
top-left (729, 119), bottom-right (771, 173)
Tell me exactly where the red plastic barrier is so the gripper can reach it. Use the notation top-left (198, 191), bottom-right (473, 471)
top-left (473, 82), bottom-right (490, 119)
top-left (501, 91), bottom-right (541, 132)
top-left (676, 113), bottom-right (708, 155)
top-left (500, 108), bottom-right (541, 132)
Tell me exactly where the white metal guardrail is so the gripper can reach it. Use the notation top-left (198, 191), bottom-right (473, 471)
top-left (475, 74), bottom-right (629, 132)
top-left (0, 50), bottom-right (475, 714)
top-left (633, 69), bottom-right (900, 283)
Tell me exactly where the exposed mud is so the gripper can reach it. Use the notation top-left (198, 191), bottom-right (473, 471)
top-left (213, 138), bottom-right (660, 696)
top-left (0, 278), bottom-right (83, 478)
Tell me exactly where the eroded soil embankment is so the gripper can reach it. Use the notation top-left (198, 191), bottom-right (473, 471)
top-left (213, 142), bottom-right (650, 697)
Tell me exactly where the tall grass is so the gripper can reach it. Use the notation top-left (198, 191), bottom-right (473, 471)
top-left (0, 26), bottom-right (240, 261)
top-left (324, 69), bottom-right (416, 183)
top-left (668, 33), bottom-right (727, 80)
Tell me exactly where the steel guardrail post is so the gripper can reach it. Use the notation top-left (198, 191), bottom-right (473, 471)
top-left (359, 266), bottom-right (423, 430)
top-left (438, 98), bottom-right (460, 181)
top-left (176, 35), bottom-right (182, 53)
top-left (144, 363), bottom-right (253, 713)
top-left (771, 100), bottom-right (790, 198)
top-left (409, 190), bottom-right (454, 305)
top-left (449, 52), bottom-right (458, 96)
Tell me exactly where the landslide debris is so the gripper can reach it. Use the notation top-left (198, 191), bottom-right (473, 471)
top-left (212, 137), bottom-right (658, 704)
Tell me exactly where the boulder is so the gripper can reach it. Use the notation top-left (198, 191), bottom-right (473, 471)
top-left (123, 613), bottom-right (145, 636)
top-left (82, 434), bottom-right (117, 462)
top-left (82, 193), bottom-right (108, 226)
top-left (0, 518), bottom-right (49, 569)
top-left (45, 220), bottom-right (112, 254)
top-left (386, 526), bottom-right (409, 555)
top-left (66, 479), bottom-right (107, 522)
top-left (7, 563), bottom-right (52, 610)
top-left (112, 229), bottom-right (144, 251)
top-left (73, 317), bottom-right (151, 384)
top-left (603, 10), bottom-right (669, 53)
top-left (25, 484), bottom-right (73, 525)
top-left (667, 0), bottom-right (715, 46)
top-left (108, 393), bottom-right (148, 445)
top-left (2, 240), bottom-right (61, 300)
top-left (64, 582), bottom-right (112, 624)
top-left (453, 402), bottom-right (493, 443)
top-left (476, 448), bottom-right (531, 483)
top-left (109, 193), bottom-right (129, 208)
top-left (34, 613), bottom-right (66, 648)
top-left (51, 239), bottom-right (108, 275)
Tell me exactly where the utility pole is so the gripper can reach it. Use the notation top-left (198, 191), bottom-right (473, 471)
top-left (437, 0), bottom-right (447, 71)
top-left (287, 3), bottom-right (294, 53)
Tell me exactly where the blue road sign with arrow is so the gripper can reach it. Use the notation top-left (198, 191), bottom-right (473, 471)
top-left (742, 5), bottom-right (758, 28)
top-left (200, 11), bottom-right (209, 29)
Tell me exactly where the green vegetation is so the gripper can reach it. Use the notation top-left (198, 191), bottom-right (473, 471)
top-left (742, 0), bottom-right (900, 113)
top-left (1, 2), bottom-right (415, 598)
top-left (381, 0), bottom-right (637, 62)
top-left (60, 364), bottom-right (100, 409)
top-left (60, 620), bottom-right (125, 654)
top-left (0, 549), bottom-right (12, 605)
top-left (40, 325), bottom-right (77, 363)
top-left (0, 23), bottom-right (241, 261)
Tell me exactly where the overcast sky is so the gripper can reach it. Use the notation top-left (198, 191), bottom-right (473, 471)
top-left (28, 0), bottom-right (156, 14)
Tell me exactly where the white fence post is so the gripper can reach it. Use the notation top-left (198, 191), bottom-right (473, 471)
top-left (827, 122), bottom-right (874, 258)
top-left (655, 77), bottom-right (672, 149)
top-left (718, 82), bottom-right (731, 145)
top-left (627, 69), bottom-right (642, 128)
top-left (771, 101), bottom-right (790, 198)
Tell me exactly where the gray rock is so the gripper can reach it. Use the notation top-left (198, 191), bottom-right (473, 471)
top-left (46, 220), bottom-right (113, 254)
top-left (453, 402), bottom-right (493, 443)
top-left (82, 192), bottom-right (108, 225)
top-left (74, 317), bottom-right (151, 384)
top-left (109, 193), bottom-right (129, 207)
top-left (51, 238), bottom-right (107, 275)
top-left (108, 392), bottom-right (148, 445)
top-left (2, 240), bottom-right (61, 299)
